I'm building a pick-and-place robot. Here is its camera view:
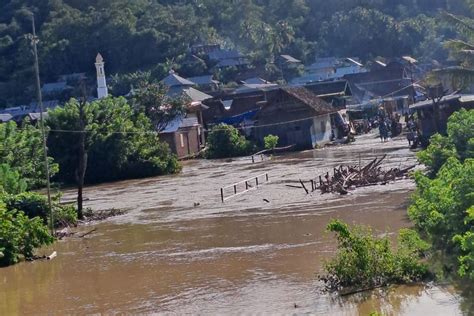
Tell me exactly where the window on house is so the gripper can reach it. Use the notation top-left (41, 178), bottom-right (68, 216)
top-left (180, 134), bottom-right (185, 148)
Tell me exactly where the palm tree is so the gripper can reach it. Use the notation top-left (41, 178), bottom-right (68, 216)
top-left (433, 10), bottom-right (474, 89)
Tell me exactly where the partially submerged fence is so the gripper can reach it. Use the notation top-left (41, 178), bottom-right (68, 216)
top-left (220, 173), bottom-right (269, 202)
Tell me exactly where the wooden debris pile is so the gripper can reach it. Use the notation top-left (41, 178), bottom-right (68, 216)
top-left (293, 155), bottom-right (416, 195)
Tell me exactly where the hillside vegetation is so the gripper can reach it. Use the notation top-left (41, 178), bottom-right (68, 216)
top-left (0, 0), bottom-right (472, 105)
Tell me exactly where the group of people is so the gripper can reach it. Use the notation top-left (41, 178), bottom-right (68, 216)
top-left (377, 113), bottom-right (402, 143)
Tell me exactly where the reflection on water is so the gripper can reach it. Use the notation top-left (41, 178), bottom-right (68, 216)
top-left (0, 134), bottom-right (469, 314)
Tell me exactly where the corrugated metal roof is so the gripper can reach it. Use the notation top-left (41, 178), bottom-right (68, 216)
top-left (183, 87), bottom-right (212, 102)
top-left (215, 58), bottom-right (248, 68)
top-left (161, 73), bottom-right (195, 87)
top-left (410, 94), bottom-right (474, 110)
top-left (0, 113), bottom-right (13, 122)
top-left (242, 77), bottom-right (272, 84)
top-left (41, 81), bottom-right (71, 93)
top-left (410, 95), bottom-right (459, 110)
top-left (208, 49), bottom-right (244, 61)
top-left (186, 75), bottom-right (219, 85)
top-left (234, 83), bottom-right (278, 94)
top-left (161, 115), bottom-right (199, 133)
top-left (28, 112), bottom-right (48, 121)
top-left (280, 54), bottom-right (301, 63)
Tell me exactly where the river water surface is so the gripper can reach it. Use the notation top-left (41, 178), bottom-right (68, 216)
top-left (0, 134), bottom-right (470, 315)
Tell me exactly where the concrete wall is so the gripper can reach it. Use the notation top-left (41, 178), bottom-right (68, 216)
top-left (311, 114), bottom-right (332, 147)
top-left (161, 127), bottom-right (201, 158)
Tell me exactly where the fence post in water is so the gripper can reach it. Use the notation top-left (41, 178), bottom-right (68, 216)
top-left (245, 181), bottom-right (248, 190)
top-left (252, 155), bottom-right (255, 163)
top-left (234, 184), bottom-right (237, 194)
top-left (311, 180), bottom-right (315, 192)
top-left (256, 177), bottom-right (259, 186)
top-left (221, 188), bottom-right (224, 203)
top-left (266, 173), bottom-right (269, 182)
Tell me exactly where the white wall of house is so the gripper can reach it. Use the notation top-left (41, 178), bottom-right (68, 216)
top-left (310, 114), bottom-right (333, 147)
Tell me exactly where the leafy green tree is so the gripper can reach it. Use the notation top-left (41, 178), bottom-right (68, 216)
top-left (206, 124), bottom-right (253, 158)
top-left (417, 109), bottom-right (474, 176)
top-left (109, 70), bottom-right (153, 96)
top-left (0, 163), bottom-right (27, 194)
top-left (47, 97), bottom-right (180, 186)
top-left (131, 82), bottom-right (186, 132)
top-left (410, 110), bottom-right (474, 280)
top-left (435, 9), bottom-right (474, 87)
top-left (0, 121), bottom-right (58, 189)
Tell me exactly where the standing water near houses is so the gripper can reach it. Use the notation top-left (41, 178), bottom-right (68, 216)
top-left (0, 134), bottom-right (470, 314)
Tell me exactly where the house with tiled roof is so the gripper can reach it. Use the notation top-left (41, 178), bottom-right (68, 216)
top-left (253, 87), bottom-right (343, 149)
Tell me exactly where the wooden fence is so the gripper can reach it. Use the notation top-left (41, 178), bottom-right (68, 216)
top-left (220, 173), bottom-right (269, 202)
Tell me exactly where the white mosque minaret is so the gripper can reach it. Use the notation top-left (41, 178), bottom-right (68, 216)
top-left (95, 53), bottom-right (108, 99)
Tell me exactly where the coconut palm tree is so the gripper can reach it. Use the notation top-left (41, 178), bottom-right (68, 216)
top-left (433, 9), bottom-right (474, 89)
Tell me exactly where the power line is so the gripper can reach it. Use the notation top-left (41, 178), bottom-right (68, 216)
top-left (9, 77), bottom-right (422, 137)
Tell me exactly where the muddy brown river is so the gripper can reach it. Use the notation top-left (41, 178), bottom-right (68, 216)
top-left (1, 134), bottom-right (471, 315)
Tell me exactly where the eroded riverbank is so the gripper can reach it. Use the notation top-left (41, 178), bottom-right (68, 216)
top-left (0, 134), bottom-right (469, 315)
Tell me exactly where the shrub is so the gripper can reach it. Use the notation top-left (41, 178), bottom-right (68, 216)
top-left (53, 204), bottom-right (78, 228)
top-left (264, 134), bottom-right (279, 150)
top-left (322, 220), bottom-right (429, 292)
top-left (0, 201), bottom-right (53, 266)
top-left (206, 123), bottom-right (253, 158)
top-left (3, 192), bottom-right (49, 224)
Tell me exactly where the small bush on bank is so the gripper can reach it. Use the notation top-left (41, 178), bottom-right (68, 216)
top-left (322, 220), bottom-right (430, 292)
top-left (206, 123), bottom-right (253, 158)
top-left (264, 134), bottom-right (279, 150)
top-left (0, 201), bottom-right (53, 266)
top-left (53, 204), bottom-right (78, 228)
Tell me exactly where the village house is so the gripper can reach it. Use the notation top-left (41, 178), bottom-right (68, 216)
top-left (0, 100), bottom-right (60, 122)
top-left (291, 57), bottom-right (366, 85)
top-left (303, 80), bottom-right (352, 107)
top-left (160, 114), bottom-right (202, 159)
top-left (202, 88), bottom-right (268, 130)
top-left (410, 94), bottom-right (474, 144)
top-left (41, 81), bottom-right (73, 99)
top-left (186, 75), bottom-right (220, 93)
top-left (0, 113), bottom-right (12, 123)
top-left (202, 80), bottom-right (352, 135)
top-left (253, 87), bottom-right (342, 149)
top-left (343, 61), bottom-right (417, 106)
top-left (208, 48), bottom-right (249, 69)
top-left (159, 71), bottom-right (212, 157)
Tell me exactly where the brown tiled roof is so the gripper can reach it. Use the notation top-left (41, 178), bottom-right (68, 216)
top-left (281, 87), bottom-right (337, 114)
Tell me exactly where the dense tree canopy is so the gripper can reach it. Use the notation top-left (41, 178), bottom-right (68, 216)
top-left (0, 0), bottom-right (472, 106)
top-left (47, 96), bottom-right (181, 184)
top-left (410, 109), bottom-right (474, 280)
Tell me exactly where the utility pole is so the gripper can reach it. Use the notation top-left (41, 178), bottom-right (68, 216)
top-left (31, 14), bottom-right (54, 234)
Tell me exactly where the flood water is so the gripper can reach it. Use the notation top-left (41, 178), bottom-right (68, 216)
top-left (0, 134), bottom-right (470, 315)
